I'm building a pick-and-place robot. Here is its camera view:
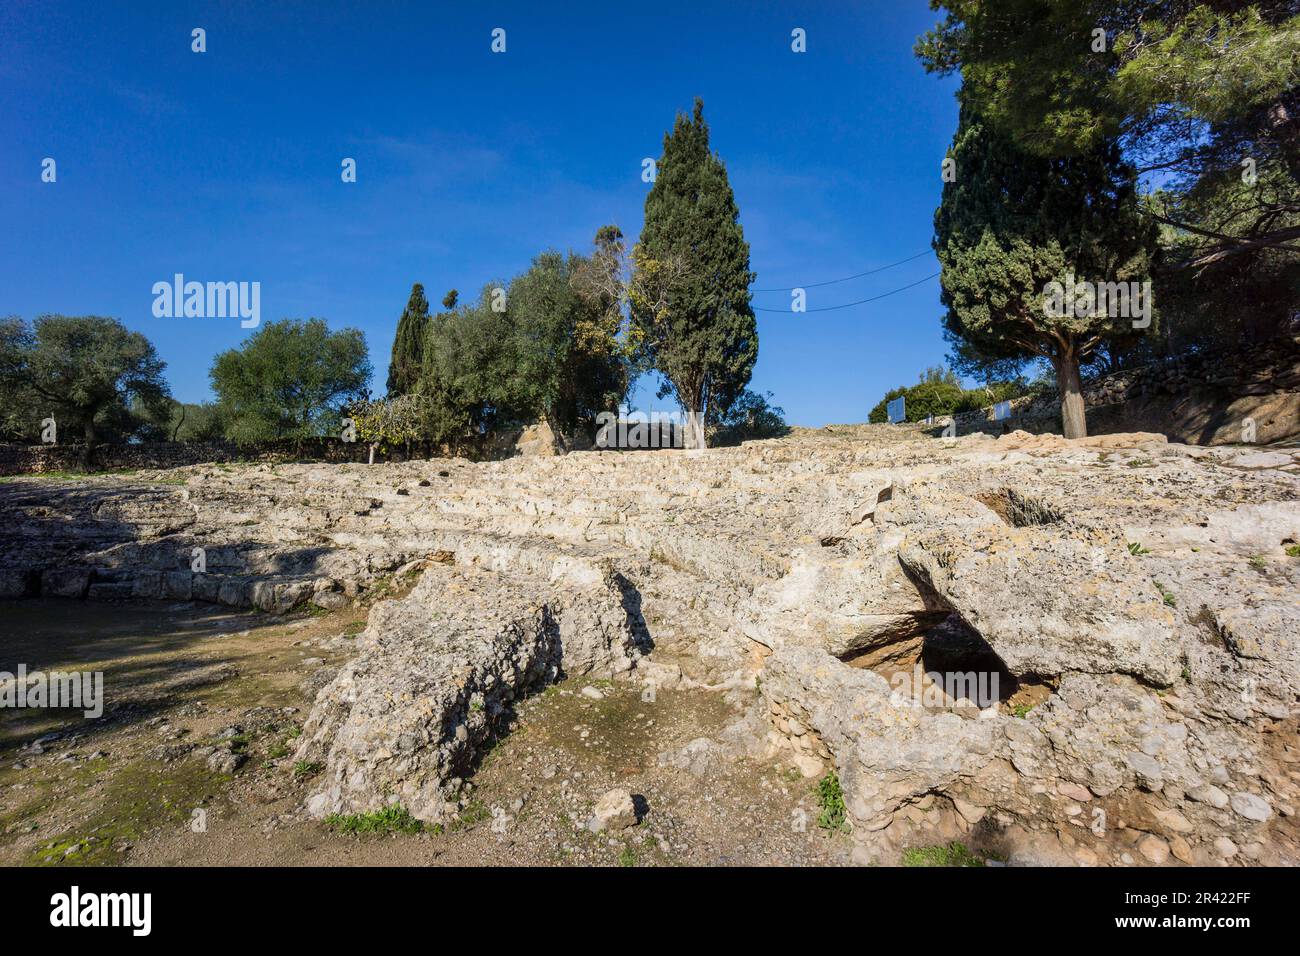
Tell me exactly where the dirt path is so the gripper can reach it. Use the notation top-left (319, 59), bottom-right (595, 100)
top-left (0, 598), bottom-right (850, 866)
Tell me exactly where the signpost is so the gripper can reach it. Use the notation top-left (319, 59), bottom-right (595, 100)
top-left (887, 396), bottom-right (906, 424)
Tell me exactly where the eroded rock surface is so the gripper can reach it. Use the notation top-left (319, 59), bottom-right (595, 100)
top-left (295, 560), bottom-right (644, 822)
top-left (2, 424), bottom-right (1297, 863)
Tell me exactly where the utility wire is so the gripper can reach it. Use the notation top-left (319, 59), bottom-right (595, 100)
top-left (750, 249), bottom-right (933, 291)
top-left (752, 271), bottom-right (940, 313)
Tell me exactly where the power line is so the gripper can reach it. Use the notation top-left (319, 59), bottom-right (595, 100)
top-left (752, 271), bottom-right (940, 313)
top-left (750, 249), bottom-right (933, 292)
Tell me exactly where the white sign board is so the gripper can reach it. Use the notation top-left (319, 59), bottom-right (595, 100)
top-left (887, 396), bottom-right (906, 424)
top-left (993, 400), bottom-right (1012, 421)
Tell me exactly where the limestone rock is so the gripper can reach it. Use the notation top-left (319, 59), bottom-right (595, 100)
top-left (588, 788), bottom-right (638, 833)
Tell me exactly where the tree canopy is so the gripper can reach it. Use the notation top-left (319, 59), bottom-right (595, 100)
top-left (635, 98), bottom-right (758, 449)
top-left (918, 0), bottom-right (1300, 355)
top-left (0, 314), bottom-right (171, 454)
top-left (933, 96), bottom-right (1159, 436)
top-left (387, 283), bottom-right (431, 397)
top-left (210, 318), bottom-right (371, 443)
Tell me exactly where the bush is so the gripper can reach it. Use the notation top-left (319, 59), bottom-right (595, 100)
top-left (710, 389), bottom-right (789, 445)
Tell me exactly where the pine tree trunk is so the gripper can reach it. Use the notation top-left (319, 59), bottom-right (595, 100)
top-left (685, 408), bottom-right (706, 450)
top-left (368, 443), bottom-right (376, 465)
top-left (1054, 352), bottom-right (1087, 439)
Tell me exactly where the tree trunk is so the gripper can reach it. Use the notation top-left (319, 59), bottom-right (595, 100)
top-left (368, 443), bottom-right (376, 465)
top-left (1053, 352), bottom-right (1087, 439)
top-left (81, 418), bottom-right (97, 472)
top-left (685, 408), bottom-right (706, 450)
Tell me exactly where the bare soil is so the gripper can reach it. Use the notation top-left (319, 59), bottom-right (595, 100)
top-left (0, 598), bottom-right (850, 867)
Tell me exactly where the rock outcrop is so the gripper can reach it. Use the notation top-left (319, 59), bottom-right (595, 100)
top-left (2, 423), bottom-right (1297, 863)
top-left (295, 560), bottom-right (644, 822)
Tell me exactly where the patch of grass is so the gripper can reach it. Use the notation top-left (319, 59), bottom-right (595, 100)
top-left (323, 805), bottom-right (423, 835)
top-left (1127, 542), bottom-right (1151, 556)
top-left (292, 760), bottom-right (322, 780)
top-left (816, 771), bottom-right (850, 833)
top-left (1010, 702), bottom-right (1036, 719)
top-left (902, 841), bottom-right (987, 867)
top-left (618, 845), bottom-right (637, 867)
top-left (450, 798), bottom-right (491, 831)
top-left (1154, 581), bottom-right (1177, 607)
top-left (1248, 554), bottom-right (1268, 570)
top-left (27, 759), bottom-right (225, 866)
top-left (342, 620), bottom-right (366, 637)
top-left (1285, 544), bottom-right (1300, 558)
top-left (266, 742), bottom-right (290, 760)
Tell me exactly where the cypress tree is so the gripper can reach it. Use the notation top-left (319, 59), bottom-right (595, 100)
top-left (635, 98), bottom-right (757, 449)
top-left (933, 100), bottom-right (1157, 438)
top-left (387, 283), bottom-right (431, 397)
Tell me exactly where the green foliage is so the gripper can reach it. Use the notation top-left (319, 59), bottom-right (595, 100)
top-left (507, 249), bottom-right (629, 445)
top-left (412, 231), bottom-right (635, 451)
top-left (1127, 541), bottom-right (1151, 555)
top-left (209, 318), bottom-right (371, 443)
top-left (386, 284), bottom-right (431, 397)
top-left (0, 315), bottom-right (171, 451)
top-left (902, 841), bottom-right (987, 867)
top-left (932, 100), bottom-right (1158, 436)
top-left (323, 805), bottom-right (424, 835)
top-left (917, 2), bottom-right (1298, 162)
top-left (710, 389), bottom-right (789, 445)
top-left (348, 393), bottom-right (428, 456)
top-left (816, 770), bottom-right (850, 833)
top-left (415, 284), bottom-right (527, 448)
top-left (1154, 580), bottom-right (1177, 607)
top-left (635, 98), bottom-right (758, 448)
top-left (139, 399), bottom-right (226, 442)
top-left (918, 1), bottom-right (1300, 356)
top-left (867, 366), bottom-right (1025, 423)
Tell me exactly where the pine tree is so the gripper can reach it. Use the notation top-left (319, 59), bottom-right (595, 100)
top-left (387, 283), bottom-right (430, 397)
top-left (933, 100), bottom-right (1157, 438)
top-left (635, 98), bottom-right (757, 449)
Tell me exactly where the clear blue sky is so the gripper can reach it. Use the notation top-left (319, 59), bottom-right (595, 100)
top-left (0, 0), bottom-right (961, 427)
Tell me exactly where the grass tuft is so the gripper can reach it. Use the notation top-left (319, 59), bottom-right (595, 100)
top-left (902, 841), bottom-right (986, 867)
top-left (324, 805), bottom-right (423, 835)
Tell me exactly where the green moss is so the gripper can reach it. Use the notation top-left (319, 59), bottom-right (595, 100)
top-left (26, 759), bottom-right (226, 866)
top-left (902, 841), bottom-right (987, 867)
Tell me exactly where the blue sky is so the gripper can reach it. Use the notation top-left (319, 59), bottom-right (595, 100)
top-left (0, 0), bottom-right (961, 427)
